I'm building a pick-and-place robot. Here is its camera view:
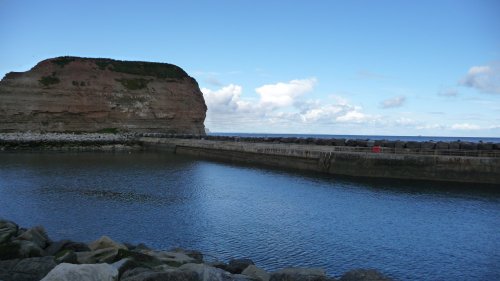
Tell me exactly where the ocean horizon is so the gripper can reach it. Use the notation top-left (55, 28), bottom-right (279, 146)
top-left (209, 132), bottom-right (500, 143)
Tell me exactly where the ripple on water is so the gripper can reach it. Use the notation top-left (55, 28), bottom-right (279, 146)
top-left (0, 151), bottom-right (499, 281)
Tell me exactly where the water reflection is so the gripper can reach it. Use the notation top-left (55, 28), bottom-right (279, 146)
top-left (0, 151), bottom-right (499, 280)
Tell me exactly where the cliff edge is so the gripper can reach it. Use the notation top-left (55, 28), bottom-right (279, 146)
top-left (0, 57), bottom-right (207, 134)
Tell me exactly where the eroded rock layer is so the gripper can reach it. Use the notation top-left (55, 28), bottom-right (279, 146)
top-left (0, 57), bottom-right (207, 134)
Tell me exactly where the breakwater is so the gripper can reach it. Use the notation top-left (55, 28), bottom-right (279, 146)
top-left (0, 133), bottom-right (141, 151)
top-left (139, 134), bottom-right (500, 184)
top-left (0, 219), bottom-right (392, 281)
top-left (1, 133), bottom-right (499, 184)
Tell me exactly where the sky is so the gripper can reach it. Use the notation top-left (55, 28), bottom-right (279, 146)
top-left (1, 0), bottom-right (499, 137)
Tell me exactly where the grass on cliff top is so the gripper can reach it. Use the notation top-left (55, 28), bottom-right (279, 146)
top-left (48, 56), bottom-right (189, 79)
top-left (98, 59), bottom-right (188, 79)
top-left (51, 57), bottom-right (75, 67)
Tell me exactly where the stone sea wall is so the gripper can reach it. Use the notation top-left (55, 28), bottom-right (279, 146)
top-left (141, 137), bottom-right (500, 184)
top-left (140, 133), bottom-right (500, 154)
top-left (1, 133), bottom-right (499, 184)
top-left (0, 133), bottom-right (141, 151)
top-left (0, 219), bottom-right (392, 281)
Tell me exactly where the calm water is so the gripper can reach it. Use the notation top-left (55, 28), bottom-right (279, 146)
top-left (0, 152), bottom-right (499, 280)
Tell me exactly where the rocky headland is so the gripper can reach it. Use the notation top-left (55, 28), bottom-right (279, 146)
top-left (0, 57), bottom-right (207, 135)
top-left (0, 219), bottom-right (392, 281)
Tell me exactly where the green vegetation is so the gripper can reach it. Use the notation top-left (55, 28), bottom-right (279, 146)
top-left (39, 75), bottom-right (60, 86)
top-left (116, 78), bottom-right (150, 90)
top-left (97, 128), bottom-right (119, 134)
top-left (94, 58), bottom-right (188, 79)
top-left (51, 57), bottom-right (75, 67)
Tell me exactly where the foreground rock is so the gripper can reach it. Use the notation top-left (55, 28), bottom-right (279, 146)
top-left (41, 263), bottom-right (118, 281)
top-left (0, 56), bottom-right (207, 134)
top-left (0, 219), bottom-right (393, 281)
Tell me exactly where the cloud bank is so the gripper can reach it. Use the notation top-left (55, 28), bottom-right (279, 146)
top-left (460, 62), bottom-right (500, 94)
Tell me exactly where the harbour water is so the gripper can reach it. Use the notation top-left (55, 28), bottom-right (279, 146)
top-left (0, 151), bottom-right (499, 280)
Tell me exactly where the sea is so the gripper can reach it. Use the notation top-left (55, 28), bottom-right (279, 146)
top-left (209, 132), bottom-right (500, 143)
top-left (0, 136), bottom-right (499, 280)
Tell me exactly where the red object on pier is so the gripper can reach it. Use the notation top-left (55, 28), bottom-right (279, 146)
top-left (372, 145), bottom-right (381, 153)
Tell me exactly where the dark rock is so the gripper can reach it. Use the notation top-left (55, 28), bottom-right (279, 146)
top-left (242, 264), bottom-right (270, 281)
top-left (405, 141), bottom-right (419, 149)
top-left (115, 249), bottom-right (163, 267)
top-left (381, 141), bottom-right (395, 148)
top-left (0, 219), bottom-right (18, 244)
top-left (339, 269), bottom-right (392, 281)
top-left (270, 268), bottom-right (331, 281)
top-left (121, 267), bottom-right (199, 281)
top-left (0, 256), bottom-right (56, 281)
top-left (225, 258), bottom-right (255, 274)
top-left (0, 240), bottom-right (43, 260)
top-left (435, 142), bottom-right (449, 150)
top-left (180, 263), bottom-right (234, 281)
top-left (449, 142), bottom-right (460, 150)
top-left (460, 142), bottom-right (477, 150)
top-left (63, 241), bottom-right (91, 252)
top-left (54, 250), bottom-right (77, 264)
top-left (478, 142), bottom-right (493, 150)
top-left (420, 142), bottom-right (435, 150)
top-left (17, 226), bottom-right (50, 249)
top-left (44, 240), bottom-right (71, 256)
top-left (186, 250), bottom-right (203, 263)
top-left (40, 263), bottom-right (118, 281)
top-left (394, 141), bottom-right (405, 149)
top-left (44, 240), bottom-right (89, 255)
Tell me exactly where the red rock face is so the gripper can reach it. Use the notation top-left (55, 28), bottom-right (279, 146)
top-left (0, 57), bottom-right (207, 134)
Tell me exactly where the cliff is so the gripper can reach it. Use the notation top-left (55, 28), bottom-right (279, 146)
top-left (0, 57), bottom-right (207, 134)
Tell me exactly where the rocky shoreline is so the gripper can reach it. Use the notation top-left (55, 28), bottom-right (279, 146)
top-left (0, 219), bottom-right (392, 281)
top-left (0, 133), bottom-right (141, 151)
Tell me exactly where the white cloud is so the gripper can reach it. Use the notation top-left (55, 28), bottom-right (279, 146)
top-left (380, 96), bottom-right (406, 108)
top-left (255, 78), bottom-right (317, 108)
top-left (202, 84), bottom-right (244, 113)
top-left (335, 110), bottom-right (369, 123)
top-left (451, 123), bottom-right (481, 130)
top-left (460, 62), bottom-right (500, 94)
top-left (416, 123), bottom-right (444, 130)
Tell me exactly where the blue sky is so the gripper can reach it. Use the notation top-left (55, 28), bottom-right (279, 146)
top-left (1, 0), bottom-right (499, 137)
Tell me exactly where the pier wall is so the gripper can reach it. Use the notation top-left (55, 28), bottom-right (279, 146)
top-left (141, 137), bottom-right (500, 184)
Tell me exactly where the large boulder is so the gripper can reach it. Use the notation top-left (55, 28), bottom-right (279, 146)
top-left (45, 240), bottom-right (90, 256)
top-left (17, 226), bottom-right (50, 249)
top-left (76, 248), bottom-right (120, 264)
top-left (225, 258), bottom-right (255, 274)
top-left (242, 265), bottom-right (270, 281)
top-left (142, 250), bottom-right (197, 266)
top-left (0, 240), bottom-right (43, 260)
top-left (41, 263), bottom-right (118, 281)
top-left (0, 256), bottom-right (56, 281)
top-left (121, 268), bottom-right (199, 281)
top-left (180, 263), bottom-right (233, 281)
top-left (0, 219), bottom-right (18, 244)
top-left (269, 268), bottom-right (331, 281)
top-left (339, 269), bottom-right (392, 281)
top-left (88, 236), bottom-right (127, 251)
